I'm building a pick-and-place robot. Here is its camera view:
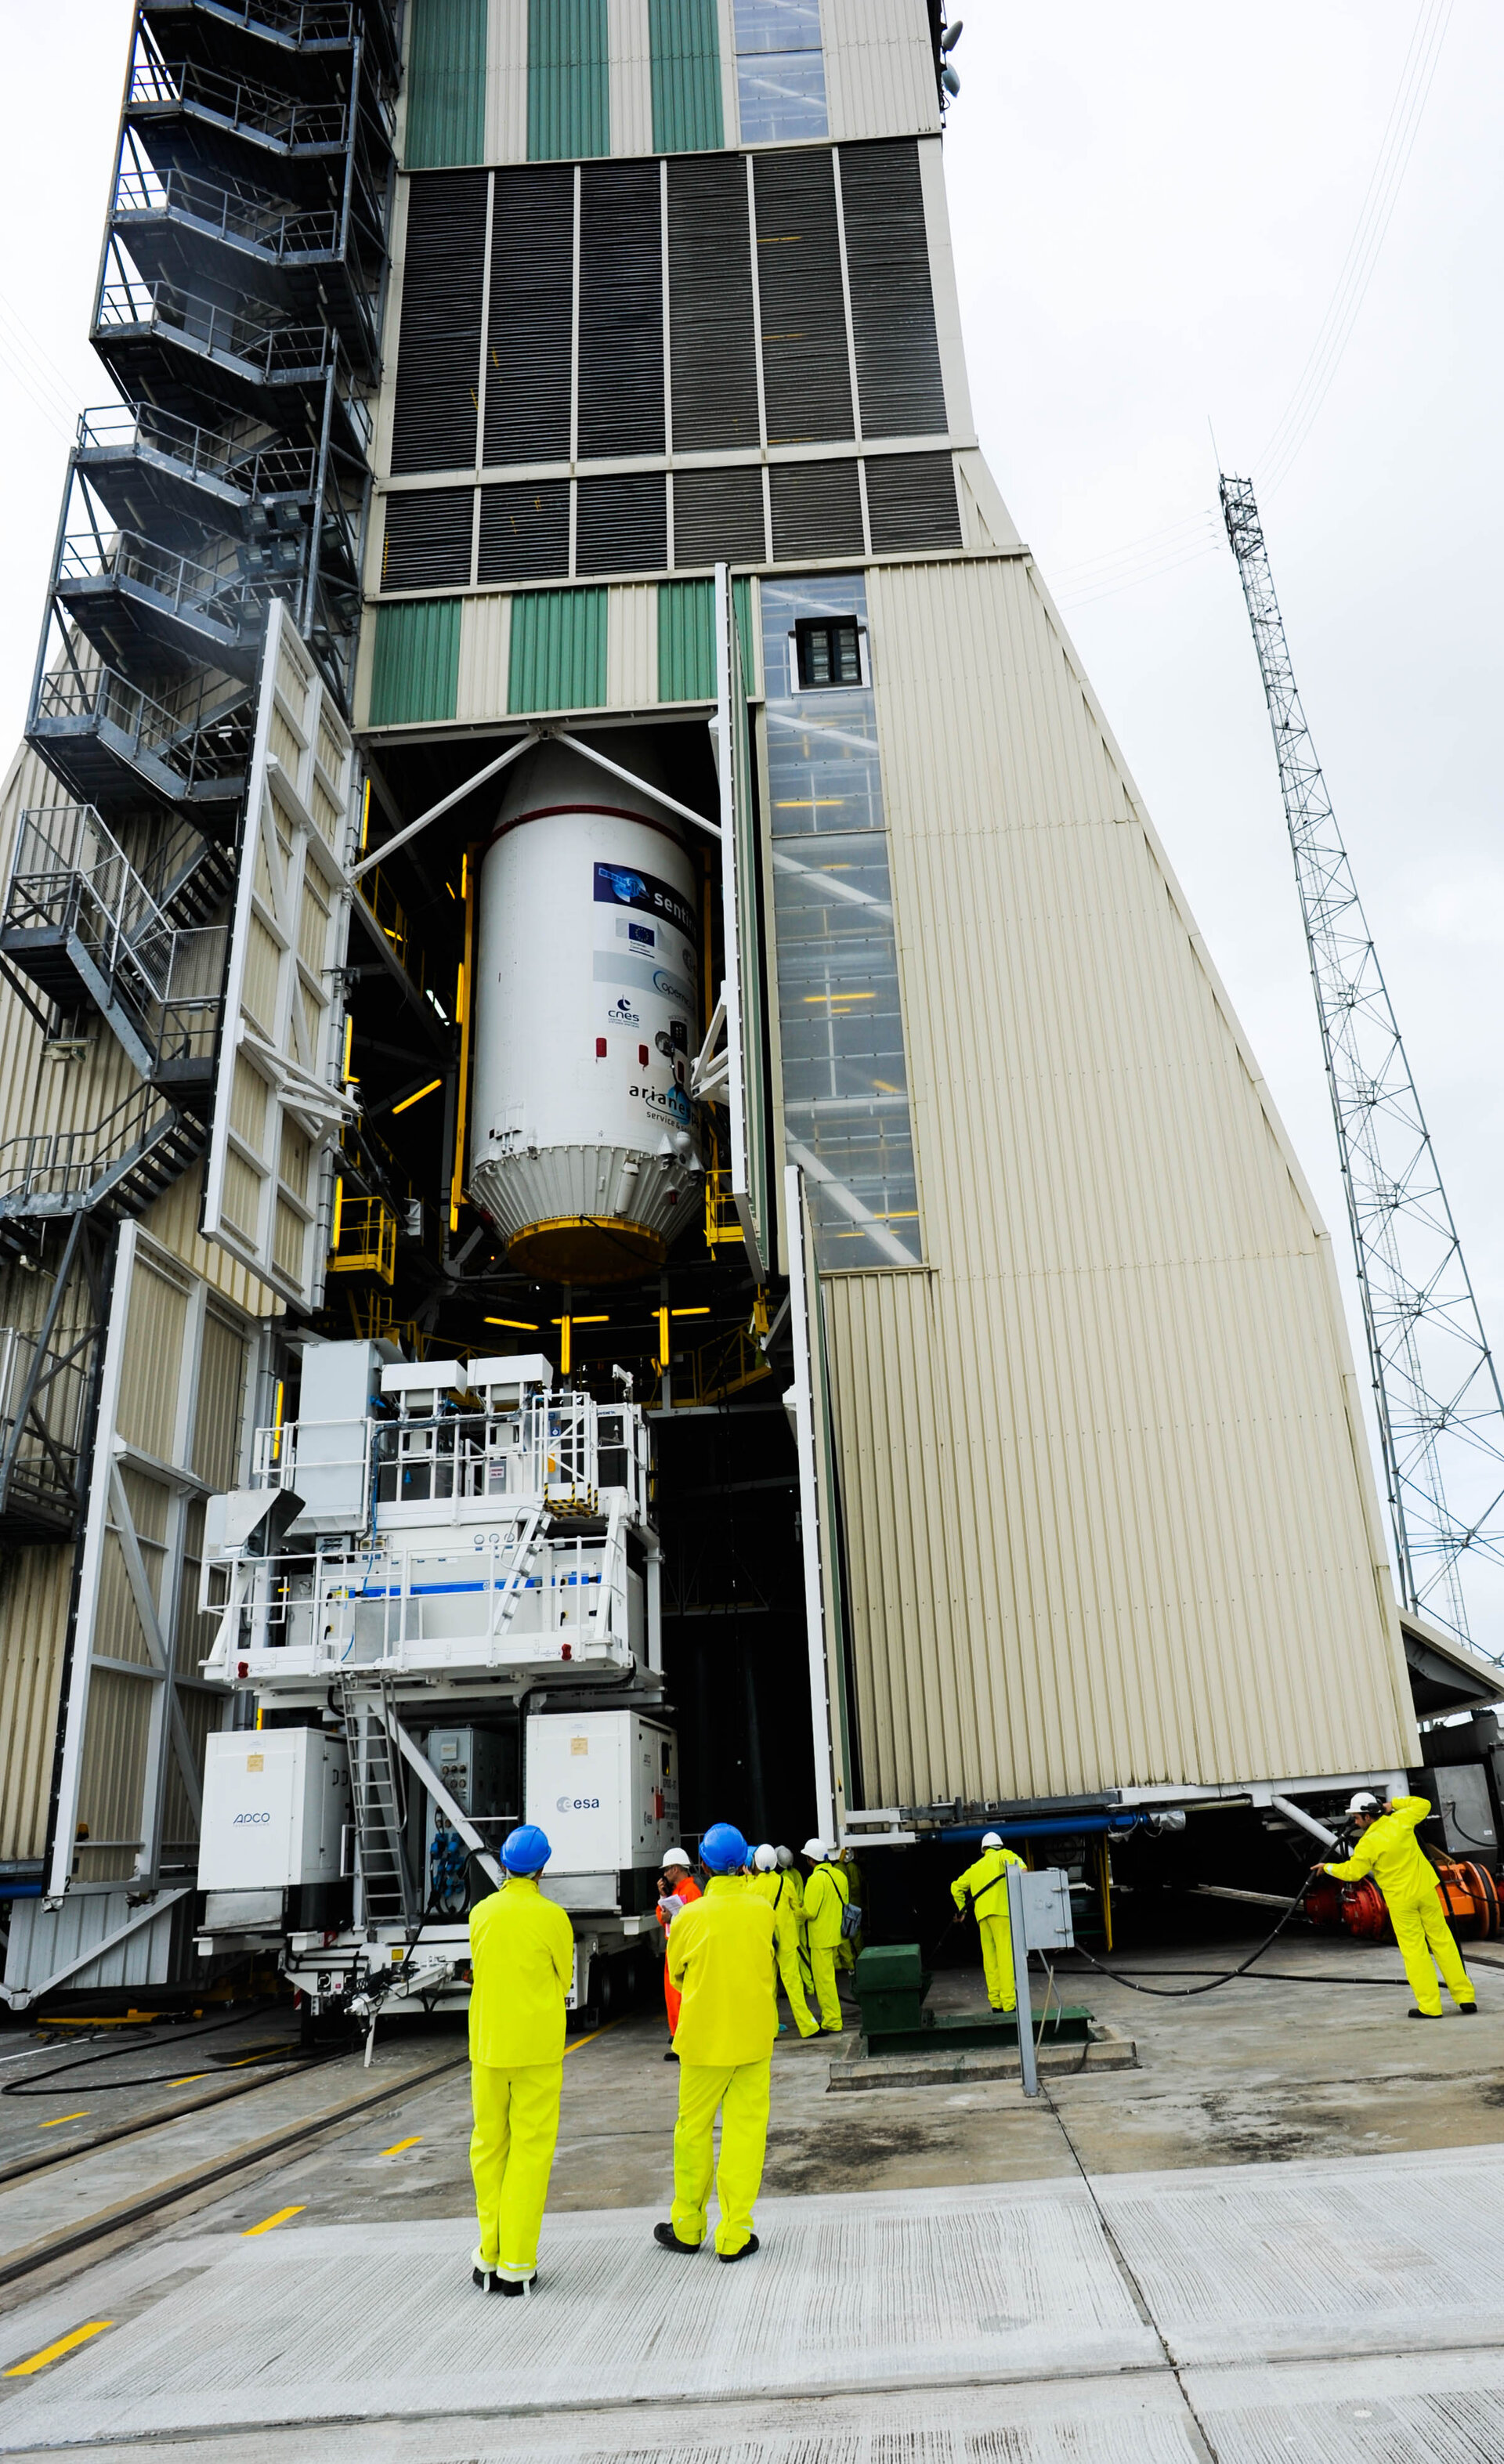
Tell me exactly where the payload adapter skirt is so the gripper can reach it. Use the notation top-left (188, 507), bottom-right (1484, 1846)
top-left (468, 741), bottom-right (702, 1284)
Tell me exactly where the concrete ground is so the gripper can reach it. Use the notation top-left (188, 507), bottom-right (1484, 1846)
top-left (0, 1932), bottom-right (1499, 2459)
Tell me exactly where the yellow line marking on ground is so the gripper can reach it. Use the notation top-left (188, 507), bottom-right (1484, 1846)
top-left (170, 2075), bottom-right (209, 2086)
top-left (38, 2112), bottom-right (89, 2127)
top-left (380, 2135), bottom-right (422, 2155)
top-left (4, 2323), bottom-right (113, 2376)
top-left (242, 2206), bottom-right (306, 2238)
top-left (562, 2018), bottom-right (624, 2058)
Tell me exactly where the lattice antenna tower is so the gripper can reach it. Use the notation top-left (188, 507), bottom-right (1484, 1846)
top-left (1220, 472), bottom-right (1504, 1649)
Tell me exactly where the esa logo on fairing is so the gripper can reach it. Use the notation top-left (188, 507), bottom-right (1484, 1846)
top-left (555, 1795), bottom-right (602, 1812)
top-left (233, 1810), bottom-right (271, 1826)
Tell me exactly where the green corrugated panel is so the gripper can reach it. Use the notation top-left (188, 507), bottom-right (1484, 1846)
top-left (657, 577), bottom-right (756, 703)
top-left (733, 576), bottom-right (755, 696)
top-left (657, 579), bottom-right (714, 703)
top-left (369, 599), bottom-right (461, 725)
top-left (404, 0), bottom-right (487, 168)
top-left (508, 587), bottom-right (607, 713)
top-left (649, 0), bottom-right (723, 154)
top-left (528, 0), bottom-right (609, 161)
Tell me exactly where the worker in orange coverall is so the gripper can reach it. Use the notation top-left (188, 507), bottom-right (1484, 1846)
top-left (656, 1845), bottom-right (702, 2058)
top-left (1322, 1792), bottom-right (1477, 2020)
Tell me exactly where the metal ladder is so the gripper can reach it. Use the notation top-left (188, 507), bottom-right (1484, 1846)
top-left (338, 1678), bottom-right (415, 1930)
top-left (491, 1506), bottom-right (544, 1638)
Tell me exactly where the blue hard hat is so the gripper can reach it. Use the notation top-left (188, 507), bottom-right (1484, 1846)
top-left (503, 1824), bottom-right (551, 1875)
top-left (700, 1821), bottom-right (748, 1874)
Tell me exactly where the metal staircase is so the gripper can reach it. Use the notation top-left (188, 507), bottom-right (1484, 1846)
top-left (2, 804), bottom-right (226, 1088)
top-left (0, 1083), bottom-right (210, 1224)
top-left (2, 0), bottom-right (398, 1555)
top-left (338, 1678), bottom-right (416, 1929)
top-left (30, 663), bottom-right (252, 826)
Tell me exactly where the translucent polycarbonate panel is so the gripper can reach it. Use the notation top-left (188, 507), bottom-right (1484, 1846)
top-left (734, 0), bottom-right (826, 142)
top-left (762, 574), bottom-right (920, 1268)
top-left (733, 0), bottom-right (822, 53)
top-left (737, 50), bottom-right (828, 143)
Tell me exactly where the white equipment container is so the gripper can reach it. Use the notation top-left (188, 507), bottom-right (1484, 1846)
top-left (287, 1338), bottom-right (396, 1535)
top-left (197, 1728), bottom-right (349, 1893)
top-left (468, 739), bottom-right (701, 1284)
top-left (526, 1711), bottom-right (678, 1910)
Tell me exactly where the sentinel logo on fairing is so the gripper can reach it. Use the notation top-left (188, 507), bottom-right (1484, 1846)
top-left (233, 1810), bottom-right (271, 1825)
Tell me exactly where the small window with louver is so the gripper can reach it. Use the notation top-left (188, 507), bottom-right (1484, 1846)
top-left (673, 466), bottom-right (768, 568)
top-left (576, 474), bottom-right (667, 576)
top-left (839, 141), bottom-right (949, 442)
top-left (668, 156), bottom-right (760, 453)
top-left (390, 172), bottom-right (487, 475)
top-left (478, 480), bottom-right (571, 583)
top-left (754, 151), bottom-right (854, 448)
top-left (769, 460), bottom-right (863, 562)
top-left (486, 166), bottom-right (575, 469)
top-left (381, 488), bottom-right (475, 591)
top-left (864, 453), bottom-right (961, 554)
top-left (578, 161), bottom-right (665, 462)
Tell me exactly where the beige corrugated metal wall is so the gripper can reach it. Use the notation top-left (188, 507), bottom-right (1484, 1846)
top-left (0, 727), bottom-right (276, 1883)
top-left (0, 1545), bottom-right (72, 1860)
top-left (822, 553), bottom-right (1417, 1808)
top-left (823, 0), bottom-right (942, 144)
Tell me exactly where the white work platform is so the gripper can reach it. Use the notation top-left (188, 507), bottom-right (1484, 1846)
top-left (2, 2148), bottom-right (1503, 2459)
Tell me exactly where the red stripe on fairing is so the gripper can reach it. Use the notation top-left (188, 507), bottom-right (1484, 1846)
top-left (487, 804), bottom-right (689, 849)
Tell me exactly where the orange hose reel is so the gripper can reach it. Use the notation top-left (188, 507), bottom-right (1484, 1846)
top-left (1304, 1859), bottom-right (1500, 1942)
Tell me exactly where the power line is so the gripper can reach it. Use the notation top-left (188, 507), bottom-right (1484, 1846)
top-left (1256, 0), bottom-right (1453, 495)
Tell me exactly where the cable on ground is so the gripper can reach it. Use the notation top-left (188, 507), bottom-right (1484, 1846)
top-left (1055, 1871), bottom-right (1323, 1996)
top-left (2, 2005), bottom-right (351, 2097)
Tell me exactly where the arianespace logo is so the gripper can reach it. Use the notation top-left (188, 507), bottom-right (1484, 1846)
top-left (233, 1810), bottom-right (271, 1826)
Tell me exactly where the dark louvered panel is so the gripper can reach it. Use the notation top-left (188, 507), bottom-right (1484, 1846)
top-left (477, 481), bottom-right (571, 584)
top-left (865, 452), bottom-right (961, 553)
top-left (390, 172), bottom-right (487, 475)
top-left (769, 459), bottom-right (863, 562)
top-left (840, 141), bottom-right (949, 440)
top-left (485, 165), bottom-right (575, 469)
top-left (754, 150), bottom-right (853, 447)
top-left (673, 466), bottom-right (767, 568)
top-left (667, 156), bottom-right (759, 453)
top-left (576, 474), bottom-right (667, 576)
top-left (578, 162), bottom-right (665, 461)
top-left (382, 488), bottom-right (475, 590)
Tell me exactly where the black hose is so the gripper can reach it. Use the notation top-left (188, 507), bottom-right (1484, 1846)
top-left (1058, 1870), bottom-right (1323, 1997)
top-left (1060, 1966), bottom-right (1400, 1985)
top-left (2, 2004), bottom-right (347, 2096)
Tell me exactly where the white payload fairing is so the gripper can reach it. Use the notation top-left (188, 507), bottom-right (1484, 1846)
top-left (467, 740), bottom-right (703, 1283)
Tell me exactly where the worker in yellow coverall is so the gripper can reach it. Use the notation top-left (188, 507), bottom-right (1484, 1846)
top-left (655, 1822), bottom-right (777, 2260)
top-left (950, 1830), bottom-right (1027, 2013)
top-left (750, 1843), bottom-right (819, 2037)
top-left (1322, 1792), bottom-right (1477, 2020)
top-left (468, 1823), bottom-right (576, 2295)
top-left (801, 1839), bottom-right (851, 2032)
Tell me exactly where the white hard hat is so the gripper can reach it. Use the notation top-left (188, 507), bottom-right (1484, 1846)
top-left (801, 1837), bottom-right (827, 1859)
top-left (776, 1846), bottom-right (794, 1870)
top-left (662, 1846), bottom-right (692, 1868)
top-left (754, 1844), bottom-right (778, 1872)
top-left (981, 1830), bottom-right (1003, 1849)
top-left (1346, 1792), bottom-right (1379, 1818)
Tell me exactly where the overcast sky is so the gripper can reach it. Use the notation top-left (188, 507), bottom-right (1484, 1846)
top-left (2, 3), bottom-right (1499, 1628)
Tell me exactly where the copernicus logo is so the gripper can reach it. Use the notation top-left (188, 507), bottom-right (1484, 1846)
top-left (233, 1810), bottom-right (271, 1826)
